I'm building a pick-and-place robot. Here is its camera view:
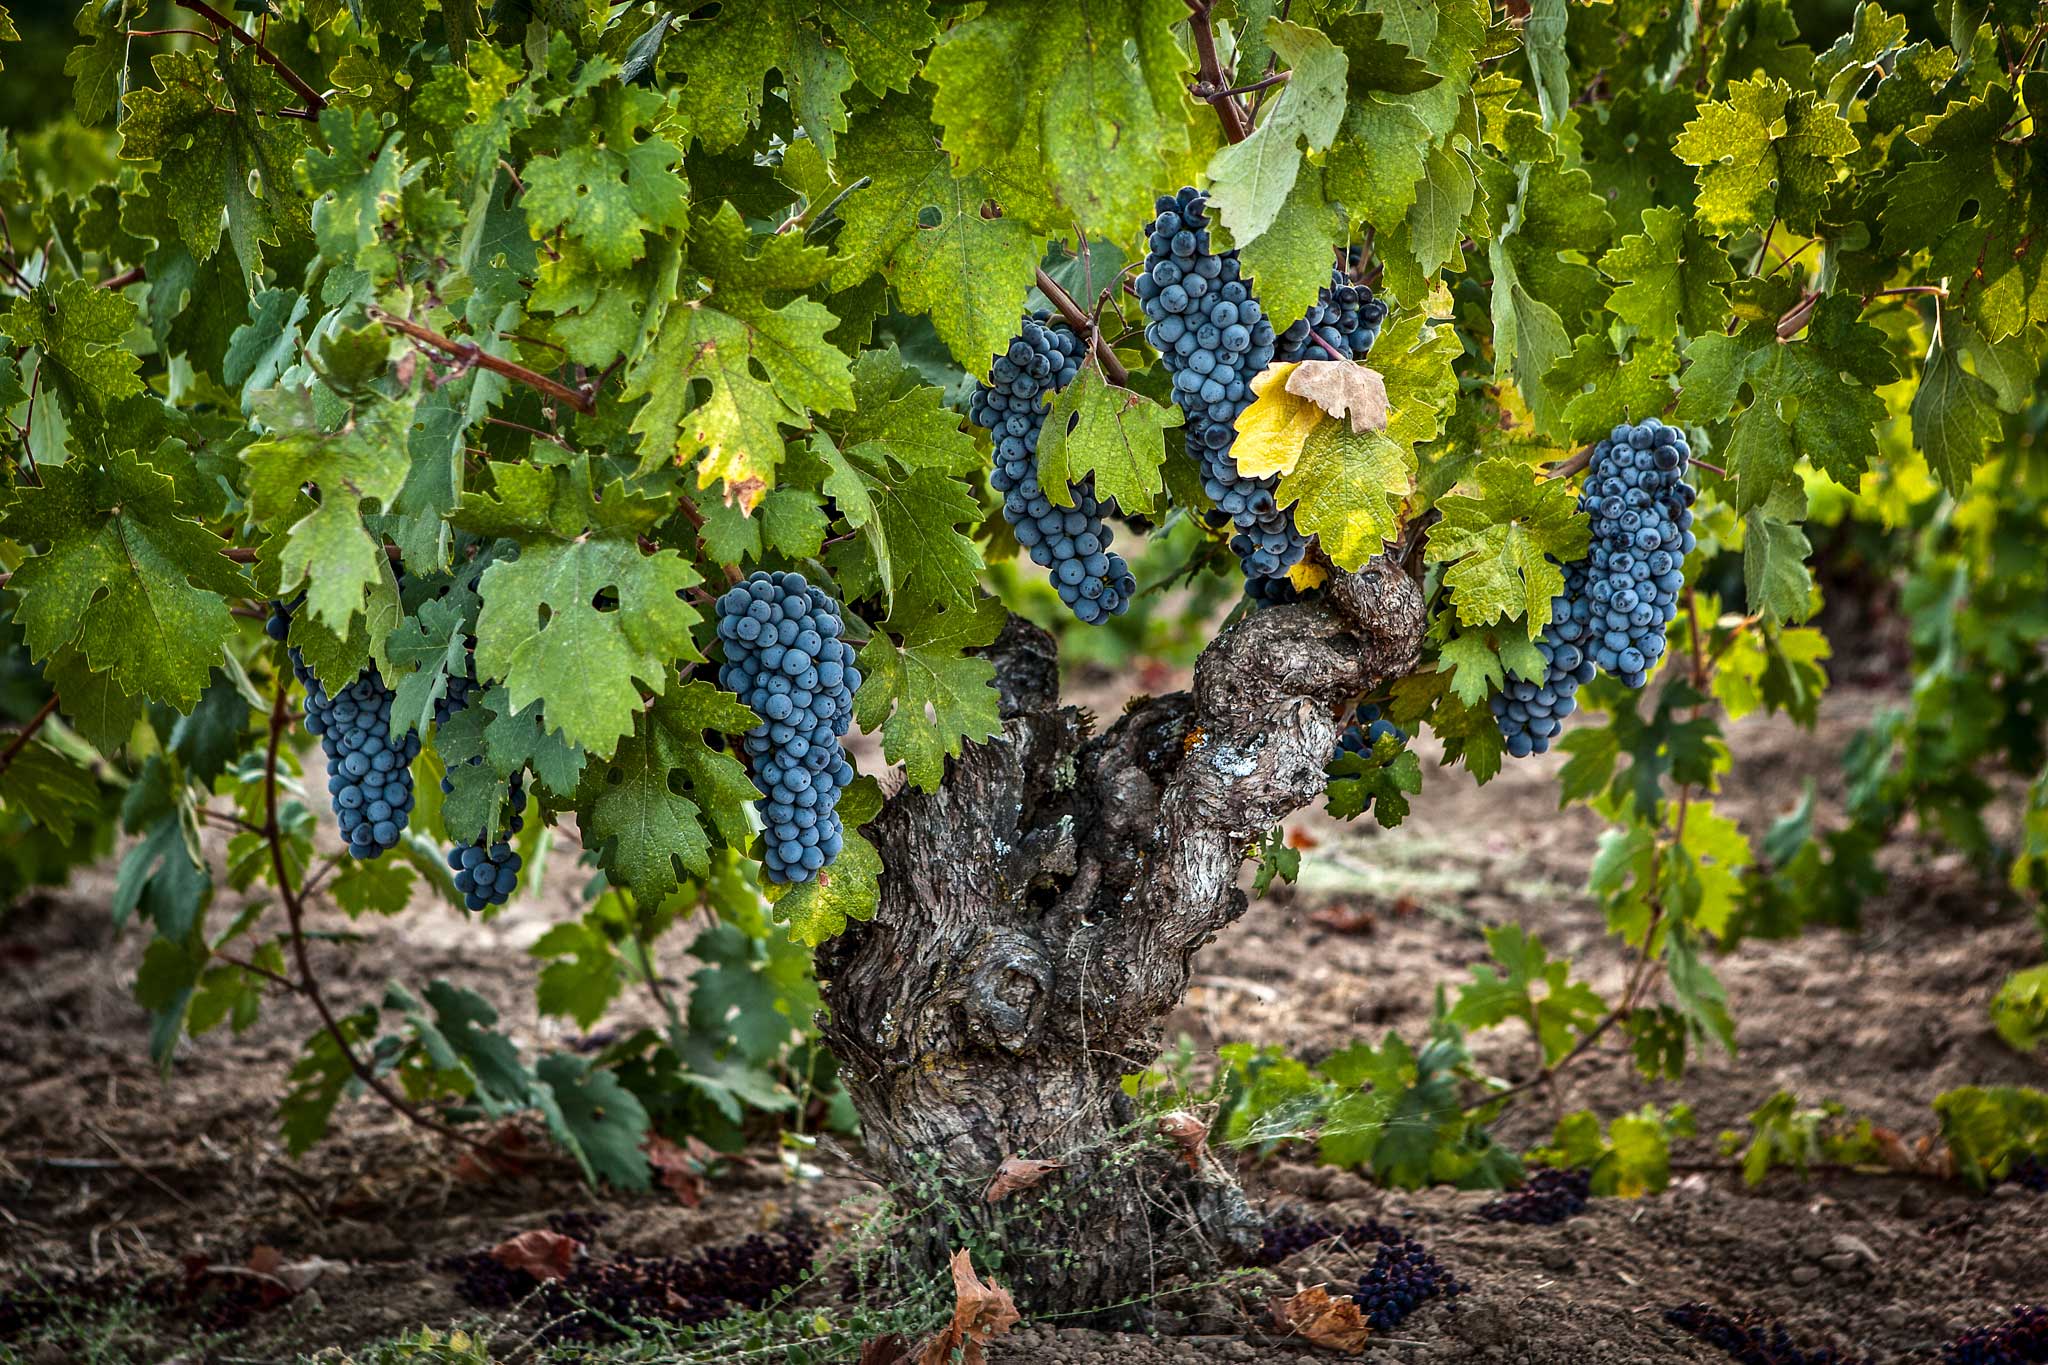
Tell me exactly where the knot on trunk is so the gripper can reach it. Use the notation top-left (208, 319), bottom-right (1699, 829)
top-left (962, 926), bottom-right (1052, 1053)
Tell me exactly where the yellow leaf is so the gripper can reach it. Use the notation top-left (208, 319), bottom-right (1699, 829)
top-left (1287, 560), bottom-right (1328, 591)
top-left (1233, 361), bottom-right (1329, 478)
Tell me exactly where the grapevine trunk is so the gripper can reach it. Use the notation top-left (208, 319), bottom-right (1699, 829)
top-left (819, 567), bottom-right (1426, 1311)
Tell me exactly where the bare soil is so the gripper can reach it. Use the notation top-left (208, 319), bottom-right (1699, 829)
top-left (2, 680), bottom-right (2045, 1362)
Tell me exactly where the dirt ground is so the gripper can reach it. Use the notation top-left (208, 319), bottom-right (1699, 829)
top-left (2, 670), bottom-right (2045, 1363)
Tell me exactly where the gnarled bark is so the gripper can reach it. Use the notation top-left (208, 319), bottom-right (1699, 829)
top-left (818, 559), bottom-right (1426, 1314)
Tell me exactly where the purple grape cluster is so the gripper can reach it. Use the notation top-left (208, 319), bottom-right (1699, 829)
top-left (1277, 267), bottom-right (1388, 363)
top-left (1944, 1307), bottom-right (2048, 1365)
top-left (968, 314), bottom-right (1137, 623)
top-left (1332, 700), bottom-right (1405, 763)
top-left (1664, 1304), bottom-right (1873, 1365)
top-left (441, 1223), bottom-right (820, 1344)
top-left (1250, 1217), bottom-right (1410, 1267)
top-left (715, 571), bottom-right (858, 883)
top-left (268, 597), bottom-right (420, 858)
top-left (1135, 187), bottom-right (1298, 585)
top-left (1480, 1166), bottom-right (1592, 1225)
top-left (2005, 1153), bottom-right (2047, 1192)
top-left (1492, 416), bottom-right (1696, 758)
top-left (445, 774), bottom-right (526, 911)
top-left (1352, 1230), bottom-right (1467, 1331)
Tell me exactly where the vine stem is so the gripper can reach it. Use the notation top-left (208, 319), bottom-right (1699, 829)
top-left (366, 308), bottom-right (596, 415)
top-left (1542, 445), bottom-right (1595, 481)
top-left (262, 677), bottom-right (496, 1157)
top-left (175, 0), bottom-right (326, 115)
top-left (1036, 267), bottom-right (1130, 386)
top-left (0, 694), bottom-right (61, 778)
top-left (1184, 0), bottom-right (1250, 143)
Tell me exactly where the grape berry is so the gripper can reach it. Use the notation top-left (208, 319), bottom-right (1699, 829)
top-left (968, 315), bottom-right (1138, 623)
top-left (715, 571), bottom-right (858, 884)
top-left (446, 774), bottom-right (526, 912)
top-left (1493, 417), bottom-right (1696, 758)
top-left (1664, 1304), bottom-right (1872, 1365)
top-left (1944, 1306), bottom-right (2048, 1365)
top-left (267, 599), bottom-right (420, 859)
top-left (1352, 1228), bottom-right (1467, 1332)
top-left (1479, 1166), bottom-right (1591, 1225)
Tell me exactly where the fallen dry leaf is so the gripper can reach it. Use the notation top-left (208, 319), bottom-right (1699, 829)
top-left (984, 1156), bottom-right (1065, 1203)
top-left (916, 1249), bottom-right (1021, 1365)
top-left (1285, 361), bottom-right (1389, 435)
top-left (490, 1229), bottom-right (583, 1282)
top-left (453, 1121), bottom-right (532, 1182)
top-left (1309, 904), bottom-right (1377, 936)
top-left (1285, 827), bottom-right (1322, 851)
top-left (858, 1333), bottom-right (914, 1365)
top-left (1270, 1284), bottom-right (1372, 1354)
top-left (1157, 1111), bottom-right (1210, 1172)
top-left (644, 1134), bottom-right (718, 1206)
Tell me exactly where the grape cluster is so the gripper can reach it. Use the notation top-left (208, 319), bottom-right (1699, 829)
top-left (968, 316), bottom-right (1137, 623)
top-left (1332, 700), bottom-right (1405, 763)
top-left (1491, 417), bottom-right (1696, 758)
top-left (1944, 1307), bottom-right (2048, 1365)
top-left (1277, 266), bottom-right (1388, 363)
top-left (715, 572), bottom-right (858, 884)
top-left (1479, 1166), bottom-right (1591, 1225)
top-left (442, 1222), bottom-right (820, 1344)
top-left (1664, 1305), bottom-right (1873, 1365)
top-left (446, 775), bottom-right (526, 912)
top-left (1135, 187), bottom-right (1303, 583)
top-left (1352, 1230), bottom-right (1467, 1331)
top-left (267, 599), bottom-right (420, 858)
top-left (2006, 1153), bottom-right (2047, 1193)
top-left (1250, 1216), bottom-right (1410, 1267)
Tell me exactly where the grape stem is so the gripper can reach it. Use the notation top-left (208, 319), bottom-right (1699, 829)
top-left (175, 0), bottom-right (327, 116)
top-left (1184, 0), bottom-right (1250, 144)
top-left (1036, 267), bottom-right (1130, 386)
top-left (0, 693), bottom-right (61, 779)
top-left (367, 307), bottom-right (597, 415)
top-left (1194, 70), bottom-right (1291, 99)
top-left (261, 675), bottom-right (503, 1159)
top-left (1542, 445), bottom-right (1595, 481)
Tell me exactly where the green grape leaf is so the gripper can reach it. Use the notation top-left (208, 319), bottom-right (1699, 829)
top-left (1276, 423), bottom-right (1415, 571)
top-left (1035, 365), bottom-right (1178, 515)
top-left (851, 597), bottom-right (1005, 792)
top-left (835, 346), bottom-right (987, 477)
top-left (390, 980), bottom-right (530, 1110)
top-left (1674, 78), bottom-right (1857, 236)
top-left (1742, 507), bottom-right (1815, 626)
top-left (1677, 299), bottom-right (1896, 507)
top-left (764, 822), bottom-right (881, 946)
top-left (471, 466), bottom-right (704, 757)
top-left (576, 682), bottom-right (760, 903)
top-left (1425, 458), bottom-right (1589, 629)
top-left (1548, 334), bottom-right (1680, 445)
top-left (926, 0), bottom-right (1195, 238)
top-left (329, 859), bottom-right (416, 917)
top-left (1237, 170), bottom-right (1349, 335)
top-left (223, 287), bottom-right (309, 409)
top-left (1437, 634), bottom-right (1508, 708)
top-left (1448, 924), bottom-right (1608, 1065)
top-left (301, 108), bottom-right (407, 273)
top-left (531, 1051), bottom-right (651, 1189)
top-left (1, 449), bottom-right (247, 712)
top-left (823, 441), bottom-right (986, 624)
top-left (828, 94), bottom-right (1044, 378)
top-left (0, 741), bottom-right (100, 840)
top-left (1207, 19), bottom-right (1349, 244)
top-left (532, 915), bottom-right (627, 1028)
top-left (119, 49), bottom-right (311, 275)
top-left (241, 395), bottom-right (411, 638)
top-left (523, 77), bottom-right (687, 272)
top-left (0, 281), bottom-right (145, 419)
top-left (1601, 206), bottom-right (1734, 344)
top-left (280, 1008), bottom-right (378, 1155)
top-left (1324, 741), bottom-right (1423, 828)
top-left (1811, 3), bottom-right (1908, 111)
top-left (627, 204), bottom-right (853, 498)
top-left (1911, 323), bottom-right (2007, 492)
top-left (63, 0), bottom-right (122, 124)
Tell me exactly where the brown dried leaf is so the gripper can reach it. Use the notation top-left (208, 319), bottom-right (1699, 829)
top-left (1284, 361), bottom-right (1389, 435)
top-left (1270, 1284), bottom-right (1372, 1354)
top-left (916, 1249), bottom-right (1021, 1365)
top-left (644, 1134), bottom-right (715, 1206)
top-left (984, 1156), bottom-right (1065, 1203)
top-left (490, 1229), bottom-right (583, 1282)
top-left (859, 1333), bottom-right (914, 1365)
top-left (453, 1121), bottom-right (531, 1182)
top-left (1284, 827), bottom-right (1321, 851)
top-left (1309, 904), bottom-right (1377, 936)
top-left (1157, 1110), bottom-right (1210, 1173)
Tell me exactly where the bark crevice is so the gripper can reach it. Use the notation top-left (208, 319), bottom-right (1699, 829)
top-left (819, 559), bottom-right (1426, 1314)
